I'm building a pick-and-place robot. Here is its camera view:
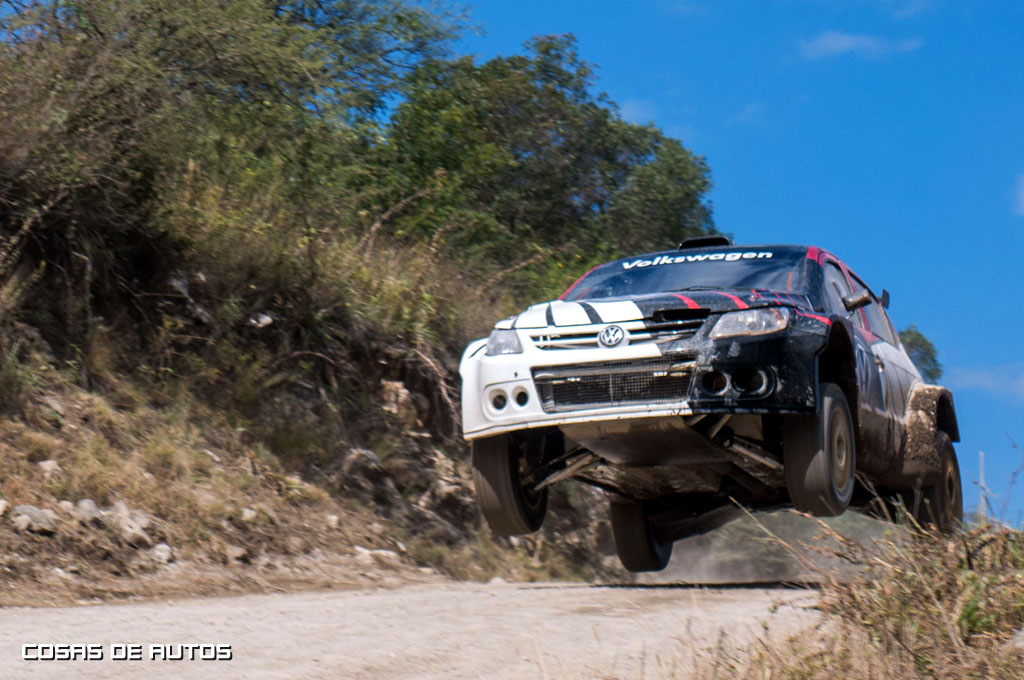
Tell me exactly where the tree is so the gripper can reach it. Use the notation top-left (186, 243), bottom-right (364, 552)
top-left (380, 34), bottom-right (714, 269)
top-left (0, 0), bottom-right (459, 351)
top-left (900, 325), bottom-right (942, 383)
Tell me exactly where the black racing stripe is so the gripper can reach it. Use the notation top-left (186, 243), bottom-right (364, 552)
top-left (578, 302), bottom-right (602, 324)
top-left (632, 295), bottom-right (690, 319)
top-left (545, 303), bottom-right (555, 327)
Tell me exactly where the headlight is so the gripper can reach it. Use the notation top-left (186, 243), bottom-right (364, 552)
top-left (710, 308), bottom-right (790, 339)
top-left (485, 329), bottom-right (523, 356)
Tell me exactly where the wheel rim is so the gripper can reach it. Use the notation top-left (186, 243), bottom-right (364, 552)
top-left (943, 456), bottom-right (961, 525)
top-left (829, 404), bottom-right (851, 491)
top-left (518, 456), bottom-right (545, 514)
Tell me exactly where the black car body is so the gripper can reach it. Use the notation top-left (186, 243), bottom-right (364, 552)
top-left (461, 239), bottom-right (963, 571)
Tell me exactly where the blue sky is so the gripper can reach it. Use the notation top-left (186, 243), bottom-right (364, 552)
top-left (459, 0), bottom-right (1024, 522)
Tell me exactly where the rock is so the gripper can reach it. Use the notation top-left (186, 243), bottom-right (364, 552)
top-left (431, 480), bottom-right (477, 528)
top-left (254, 504), bottom-right (278, 524)
top-left (58, 500), bottom-right (74, 514)
top-left (129, 509), bottom-right (152, 530)
top-left (225, 544), bottom-right (247, 562)
top-left (374, 549), bottom-right (402, 569)
top-left (99, 502), bottom-right (153, 546)
top-left (352, 546), bottom-right (376, 568)
top-left (38, 460), bottom-right (61, 479)
top-left (489, 576), bottom-right (507, 585)
top-left (1010, 628), bottom-right (1024, 650)
top-left (241, 507), bottom-right (257, 522)
top-left (285, 536), bottom-right (305, 554)
top-left (248, 312), bottom-right (274, 328)
top-left (117, 519), bottom-right (152, 548)
top-left (0, 499), bottom-right (8, 518)
top-left (341, 448), bottom-right (403, 509)
top-left (74, 499), bottom-right (104, 526)
top-left (380, 441), bottom-right (434, 493)
top-left (43, 396), bottom-right (65, 416)
top-left (380, 380), bottom-right (418, 427)
top-left (151, 543), bottom-right (174, 564)
top-left (12, 505), bottom-right (57, 534)
top-left (325, 514), bottom-right (340, 529)
top-left (106, 500), bottom-right (129, 522)
top-left (353, 547), bottom-right (402, 569)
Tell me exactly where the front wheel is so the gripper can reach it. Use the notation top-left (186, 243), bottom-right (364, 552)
top-left (784, 382), bottom-right (855, 516)
top-left (472, 435), bottom-right (548, 536)
top-left (609, 501), bottom-right (673, 572)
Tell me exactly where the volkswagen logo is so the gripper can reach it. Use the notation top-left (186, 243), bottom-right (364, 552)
top-left (598, 325), bottom-right (626, 348)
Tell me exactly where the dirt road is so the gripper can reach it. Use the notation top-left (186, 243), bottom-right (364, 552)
top-left (0, 582), bottom-right (817, 679)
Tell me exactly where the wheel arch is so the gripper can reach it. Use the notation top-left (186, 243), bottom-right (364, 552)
top-left (816, 322), bottom-right (858, 428)
top-left (935, 390), bottom-right (960, 443)
top-left (892, 383), bottom-right (960, 484)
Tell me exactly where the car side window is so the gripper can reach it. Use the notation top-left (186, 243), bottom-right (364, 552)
top-left (881, 307), bottom-right (902, 349)
top-left (850, 274), bottom-right (896, 345)
top-left (822, 263), bottom-right (851, 315)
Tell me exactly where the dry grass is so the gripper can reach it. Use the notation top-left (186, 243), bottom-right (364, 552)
top-left (694, 521), bottom-right (1024, 679)
top-left (0, 375), bottom-right (344, 550)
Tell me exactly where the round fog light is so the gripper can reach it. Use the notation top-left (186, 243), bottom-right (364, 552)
top-left (514, 389), bottom-right (529, 407)
top-left (703, 371), bottom-right (729, 396)
top-left (734, 367), bottom-right (768, 395)
top-left (491, 392), bottom-right (508, 410)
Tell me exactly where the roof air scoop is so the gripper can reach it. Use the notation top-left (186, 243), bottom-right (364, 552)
top-left (677, 235), bottom-right (733, 249)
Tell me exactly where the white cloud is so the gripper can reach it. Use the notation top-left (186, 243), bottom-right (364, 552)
top-left (619, 99), bottom-right (658, 124)
top-left (947, 364), bottom-right (1024, 401)
top-left (800, 31), bottom-right (924, 60)
top-left (807, 0), bottom-right (931, 19)
top-left (656, 1), bottom-right (703, 15)
top-left (888, 0), bottom-right (931, 19)
top-left (726, 102), bottom-right (767, 127)
top-left (1015, 173), bottom-right (1024, 217)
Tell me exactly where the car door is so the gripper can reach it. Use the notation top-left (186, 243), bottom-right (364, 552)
top-left (821, 261), bottom-right (887, 466)
top-left (847, 272), bottom-right (905, 460)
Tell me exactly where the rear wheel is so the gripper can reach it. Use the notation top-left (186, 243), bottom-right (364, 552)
top-left (909, 431), bottom-right (962, 533)
top-left (472, 435), bottom-right (548, 536)
top-left (784, 382), bottom-right (855, 516)
top-left (609, 501), bottom-right (672, 572)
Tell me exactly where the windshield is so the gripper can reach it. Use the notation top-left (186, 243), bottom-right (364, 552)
top-left (562, 249), bottom-right (807, 301)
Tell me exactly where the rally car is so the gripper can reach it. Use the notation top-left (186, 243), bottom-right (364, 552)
top-left (460, 237), bottom-right (963, 572)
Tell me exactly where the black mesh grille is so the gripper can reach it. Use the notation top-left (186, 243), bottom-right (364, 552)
top-left (533, 357), bottom-right (694, 413)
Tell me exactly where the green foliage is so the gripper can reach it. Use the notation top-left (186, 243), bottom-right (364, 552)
top-left (900, 324), bottom-right (943, 382)
top-left (381, 34), bottom-right (714, 298)
top-left (1, 3), bottom-right (715, 446)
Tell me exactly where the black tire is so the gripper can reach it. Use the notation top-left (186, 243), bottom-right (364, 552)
top-left (911, 431), bottom-right (963, 533)
top-left (609, 501), bottom-right (672, 572)
top-left (784, 382), bottom-right (855, 516)
top-left (472, 435), bottom-right (548, 536)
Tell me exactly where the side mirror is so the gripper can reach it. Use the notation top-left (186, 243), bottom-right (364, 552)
top-left (842, 289), bottom-right (872, 312)
top-left (881, 289), bottom-right (890, 309)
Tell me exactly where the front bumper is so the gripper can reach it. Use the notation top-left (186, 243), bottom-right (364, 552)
top-left (460, 312), bottom-right (830, 440)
